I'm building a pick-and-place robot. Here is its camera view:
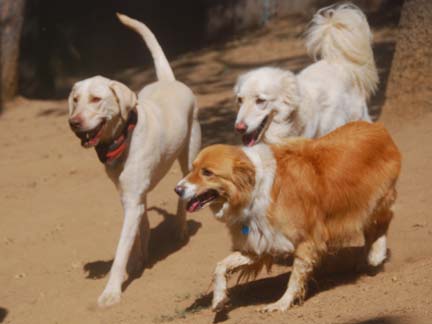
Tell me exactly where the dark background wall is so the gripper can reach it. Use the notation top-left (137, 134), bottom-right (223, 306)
top-left (19, 0), bottom-right (210, 98)
top-left (17, 0), bottom-right (391, 99)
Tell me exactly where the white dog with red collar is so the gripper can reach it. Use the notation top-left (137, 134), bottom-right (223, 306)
top-left (68, 14), bottom-right (201, 307)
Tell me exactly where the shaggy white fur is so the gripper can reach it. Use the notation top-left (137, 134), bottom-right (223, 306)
top-left (234, 3), bottom-right (377, 146)
top-left (239, 144), bottom-right (294, 255)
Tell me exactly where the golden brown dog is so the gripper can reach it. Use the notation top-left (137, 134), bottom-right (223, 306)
top-left (175, 121), bottom-right (401, 312)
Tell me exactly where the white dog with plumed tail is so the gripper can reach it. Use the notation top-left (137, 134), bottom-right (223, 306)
top-left (234, 3), bottom-right (378, 146)
top-left (67, 14), bottom-right (201, 307)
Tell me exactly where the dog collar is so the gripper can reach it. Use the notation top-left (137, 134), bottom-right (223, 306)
top-left (241, 224), bottom-right (250, 235)
top-left (95, 109), bottom-right (138, 167)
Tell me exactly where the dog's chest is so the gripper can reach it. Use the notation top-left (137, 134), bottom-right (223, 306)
top-left (230, 145), bottom-right (295, 256)
top-left (230, 213), bottom-right (295, 257)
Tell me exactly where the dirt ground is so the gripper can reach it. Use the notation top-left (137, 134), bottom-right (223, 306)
top-left (1, 12), bottom-right (432, 324)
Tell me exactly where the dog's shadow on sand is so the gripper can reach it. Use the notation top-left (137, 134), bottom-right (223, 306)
top-left (0, 307), bottom-right (8, 323)
top-left (83, 206), bottom-right (202, 287)
top-left (186, 248), bottom-right (389, 323)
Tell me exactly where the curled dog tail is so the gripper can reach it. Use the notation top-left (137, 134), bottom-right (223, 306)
top-left (116, 13), bottom-right (175, 82)
top-left (305, 3), bottom-right (378, 99)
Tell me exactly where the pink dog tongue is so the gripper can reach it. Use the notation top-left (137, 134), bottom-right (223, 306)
top-left (89, 136), bottom-right (100, 146)
top-left (242, 131), bottom-right (257, 147)
top-left (187, 200), bottom-right (201, 213)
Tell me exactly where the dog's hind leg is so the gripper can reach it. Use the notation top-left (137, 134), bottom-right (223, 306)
top-left (187, 118), bottom-right (201, 169)
top-left (368, 234), bottom-right (387, 267)
top-left (366, 188), bottom-right (396, 267)
top-left (367, 207), bottom-right (393, 267)
top-left (175, 148), bottom-right (190, 240)
top-left (182, 108), bottom-right (201, 171)
top-left (175, 118), bottom-right (201, 240)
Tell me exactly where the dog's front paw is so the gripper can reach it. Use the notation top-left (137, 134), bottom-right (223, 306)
top-left (259, 299), bottom-right (292, 313)
top-left (212, 293), bottom-right (228, 312)
top-left (97, 288), bottom-right (121, 308)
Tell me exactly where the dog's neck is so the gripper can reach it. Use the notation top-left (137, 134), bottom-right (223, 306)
top-left (213, 144), bottom-right (291, 256)
top-left (264, 110), bottom-right (307, 143)
top-left (95, 109), bottom-right (138, 167)
top-left (213, 144), bottom-right (276, 223)
top-left (213, 144), bottom-right (275, 221)
top-left (238, 144), bottom-right (276, 223)
top-left (99, 115), bottom-right (124, 144)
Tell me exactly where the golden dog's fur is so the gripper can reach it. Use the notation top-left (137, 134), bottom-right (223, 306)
top-left (177, 121), bottom-right (401, 312)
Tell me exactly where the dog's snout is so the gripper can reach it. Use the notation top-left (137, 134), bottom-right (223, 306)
top-left (235, 122), bottom-right (248, 134)
top-left (69, 116), bottom-right (82, 130)
top-left (174, 185), bottom-right (186, 197)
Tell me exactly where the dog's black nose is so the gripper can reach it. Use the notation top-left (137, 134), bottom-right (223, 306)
top-left (174, 185), bottom-right (185, 197)
top-left (69, 117), bottom-right (82, 130)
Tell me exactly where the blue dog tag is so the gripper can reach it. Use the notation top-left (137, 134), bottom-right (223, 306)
top-left (241, 224), bottom-right (250, 235)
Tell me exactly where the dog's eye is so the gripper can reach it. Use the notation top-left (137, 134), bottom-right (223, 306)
top-left (90, 96), bottom-right (102, 104)
top-left (201, 168), bottom-right (213, 177)
top-left (73, 96), bottom-right (79, 103)
top-left (237, 97), bottom-right (243, 105)
top-left (256, 98), bottom-right (265, 105)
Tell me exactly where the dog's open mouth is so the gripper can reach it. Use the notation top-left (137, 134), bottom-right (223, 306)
top-left (75, 120), bottom-right (106, 148)
top-left (186, 189), bottom-right (220, 213)
top-left (242, 115), bottom-right (271, 147)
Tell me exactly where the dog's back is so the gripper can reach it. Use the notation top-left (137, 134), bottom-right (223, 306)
top-left (312, 121), bottom-right (401, 205)
top-left (137, 80), bottom-right (196, 132)
top-left (271, 121), bottom-right (401, 249)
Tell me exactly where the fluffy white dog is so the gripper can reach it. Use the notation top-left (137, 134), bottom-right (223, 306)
top-left (234, 3), bottom-right (378, 146)
top-left (68, 14), bottom-right (201, 306)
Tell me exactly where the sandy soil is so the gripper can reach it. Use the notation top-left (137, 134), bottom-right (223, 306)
top-left (1, 13), bottom-right (432, 324)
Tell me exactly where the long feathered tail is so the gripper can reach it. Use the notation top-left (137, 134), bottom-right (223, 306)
top-left (116, 13), bottom-right (175, 82)
top-left (305, 3), bottom-right (378, 99)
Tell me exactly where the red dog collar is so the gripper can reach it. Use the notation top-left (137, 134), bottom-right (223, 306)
top-left (95, 109), bottom-right (138, 166)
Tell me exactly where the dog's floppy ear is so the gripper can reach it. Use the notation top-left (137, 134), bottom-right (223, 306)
top-left (68, 82), bottom-right (82, 115)
top-left (68, 86), bottom-right (76, 115)
top-left (229, 158), bottom-right (255, 206)
top-left (232, 159), bottom-right (255, 192)
top-left (280, 71), bottom-right (300, 109)
top-left (233, 74), bottom-right (246, 95)
top-left (109, 81), bottom-right (137, 120)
